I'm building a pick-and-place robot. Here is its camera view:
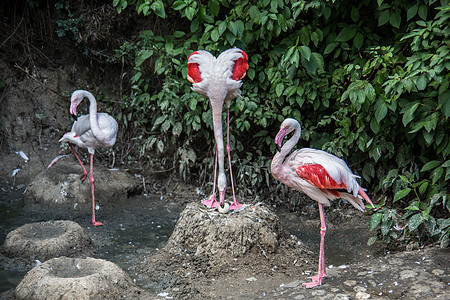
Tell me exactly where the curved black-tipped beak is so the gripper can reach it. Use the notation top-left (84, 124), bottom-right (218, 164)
top-left (71, 113), bottom-right (78, 121)
top-left (276, 143), bottom-right (281, 152)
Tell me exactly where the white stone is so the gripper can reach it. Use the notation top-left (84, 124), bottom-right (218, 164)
top-left (355, 291), bottom-right (371, 299)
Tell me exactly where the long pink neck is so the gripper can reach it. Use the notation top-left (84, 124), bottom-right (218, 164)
top-left (84, 92), bottom-right (102, 141)
top-left (271, 125), bottom-right (301, 175)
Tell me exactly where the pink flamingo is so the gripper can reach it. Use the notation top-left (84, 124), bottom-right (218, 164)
top-left (57, 90), bottom-right (118, 226)
top-left (271, 118), bottom-right (374, 288)
top-left (187, 48), bottom-right (249, 211)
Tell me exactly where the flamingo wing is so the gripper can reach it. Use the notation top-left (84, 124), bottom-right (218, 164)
top-left (291, 148), bottom-right (373, 211)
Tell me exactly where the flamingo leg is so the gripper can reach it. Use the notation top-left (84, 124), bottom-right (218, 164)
top-left (89, 154), bottom-right (103, 226)
top-left (68, 143), bottom-right (88, 182)
top-left (202, 141), bottom-right (219, 208)
top-left (226, 106), bottom-right (242, 210)
top-left (303, 203), bottom-right (327, 288)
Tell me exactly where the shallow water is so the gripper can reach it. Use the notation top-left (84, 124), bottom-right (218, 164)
top-left (0, 189), bottom-right (372, 294)
top-left (0, 191), bottom-right (179, 294)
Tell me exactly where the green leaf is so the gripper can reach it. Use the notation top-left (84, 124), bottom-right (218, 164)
top-left (351, 6), bottom-right (360, 22)
top-left (407, 4), bottom-right (418, 21)
top-left (378, 10), bottom-right (390, 26)
top-left (208, 0), bottom-right (220, 16)
top-left (248, 5), bottom-right (260, 20)
top-left (418, 4), bottom-right (427, 20)
top-left (408, 213), bottom-right (424, 232)
top-left (394, 188), bottom-right (411, 202)
top-left (438, 89), bottom-right (450, 118)
top-left (151, 0), bottom-right (166, 18)
top-left (370, 117), bottom-right (380, 134)
top-left (135, 49), bottom-right (153, 67)
top-left (416, 74), bottom-right (427, 91)
top-left (375, 101), bottom-right (388, 123)
top-left (353, 32), bottom-right (364, 50)
top-left (157, 140), bottom-right (164, 152)
top-left (367, 236), bottom-right (377, 246)
top-left (185, 6), bottom-right (196, 21)
top-left (389, 12), bottom-right (401, 28)
top-left (172, 122), bottom-right (182, 136)
top-left (419, 181), bottom-right (429, 195)
top-left (335, 25), bottom-right (358, 42)
top-left (228, 21), bottom-right (238, 36)
top-left (401, 102), bottom-right (420, 126)
top-left (299, 46), bottom-right (311, 61)
top-left (172, 1), bottom-right (187, 10)
top-left (211, 28), bottom-right (220, 42)
top-left (324, 42), bottom-right (338, 55)
top-left (276, 83), bottom-right (284, 98)
top-left (369, 213), bottom-right (383, 231)
top-left (421, 160), bottom-right (441, 172)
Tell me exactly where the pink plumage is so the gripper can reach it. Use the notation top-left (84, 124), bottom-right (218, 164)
top-left (187, 48), bottom-right (249, 211)
top-left (271, 118), bottom-right (374, 288)
top-left (57, 90), bottom-right (118, 226)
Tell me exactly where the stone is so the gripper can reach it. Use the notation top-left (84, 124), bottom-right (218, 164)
top-left (399, 270), bottom-right (418, 280)
top-left (355, 291), bottom-right (371, 299)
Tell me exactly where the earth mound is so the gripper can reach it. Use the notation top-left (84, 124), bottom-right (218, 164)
top-left (14, 256), bottom-right (154, 300)
top-left (1, 220), bottom-right (93, 262)
top-left (140, 201), bottom-right (317, 298)
top-left (24, 160), bottom-right (142, 209)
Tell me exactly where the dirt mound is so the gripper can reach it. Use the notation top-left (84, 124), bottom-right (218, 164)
top-left (14, 256), bottom-right (155, 300)
top-left (24, 160), bottom-right (142, 209)
top-left (140, 202), bottom-right (317, 299)
top-left (1, 220), bottom-right (93, 262)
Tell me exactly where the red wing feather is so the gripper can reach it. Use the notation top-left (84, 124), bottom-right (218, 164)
top-left (231, 51), bottom-right (249, 81)
top-left (187, 51), bottom-right (202, 83)
top-left (296, 164), bottom-right (346, 190)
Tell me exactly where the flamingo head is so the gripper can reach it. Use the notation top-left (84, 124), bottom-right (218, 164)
top-left (275, 118), bottom-right (300, 152)
top-left (69, 90), bottom-right (90, 117)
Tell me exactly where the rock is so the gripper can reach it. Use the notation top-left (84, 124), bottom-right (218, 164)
top-left (343, 280), bottom-right (357, 286)
top-left (355, 291), bottom-right (371, 299)
top-left (284, 280), bottom-right (301, 288)
top-left (24, 160), bottom-right (141, 209)
top-left (399, 270), bottom-right (418, 280)
top-left (14, 257), bottom-right (153, 300)
top-left (432, 269), bottom-right (444, 275)
top-left (1, 220), bottom-right (93, 262)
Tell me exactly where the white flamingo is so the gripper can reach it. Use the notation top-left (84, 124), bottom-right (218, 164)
top-left (271, 118), bottom-right (374, 288)
top-left (187, 48), bottom-right (249, 211)
top-left (55, 90), bottom-right (118, 226)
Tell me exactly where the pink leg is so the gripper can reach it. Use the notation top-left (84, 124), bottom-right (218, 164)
top-left (303, 203), bottom-right (327, 288)
top-left (89, 154), bottom-right (103, 226)
top-left (69, 143), bottom-right (88, 182)
top-left (226, 106), bottom-right (242, 210)
top-left (202, 141), bottom-right (219, 208)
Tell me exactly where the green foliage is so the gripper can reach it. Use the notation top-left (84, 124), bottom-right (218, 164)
top-left (106, 0), bottom-right (450, 248)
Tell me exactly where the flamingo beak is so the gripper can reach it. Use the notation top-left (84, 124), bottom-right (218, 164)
top-left (71, 113), bottom-right (78, 121)
top-left (275, 128), bottom-right (286, 152)
top-left (219, 189), bottom-right (226, 208)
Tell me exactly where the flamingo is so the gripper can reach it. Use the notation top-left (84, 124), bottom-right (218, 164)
top-left (56, 90), bottom-right (118, 226)
top-left (270, 118), bottom-right (374, 288)
top-left (187, 48), bottom-right (249, 211)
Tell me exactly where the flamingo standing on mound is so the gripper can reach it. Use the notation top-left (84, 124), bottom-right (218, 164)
top-left (270, 118), bottom-right (374, 288)
top-left (187, 48), bottom-right (249, 211)
top-left (55, 90), bottom-right (118, 226)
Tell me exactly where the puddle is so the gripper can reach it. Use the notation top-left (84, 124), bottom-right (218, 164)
top-left (0, 192), bottom-right (180, 294)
